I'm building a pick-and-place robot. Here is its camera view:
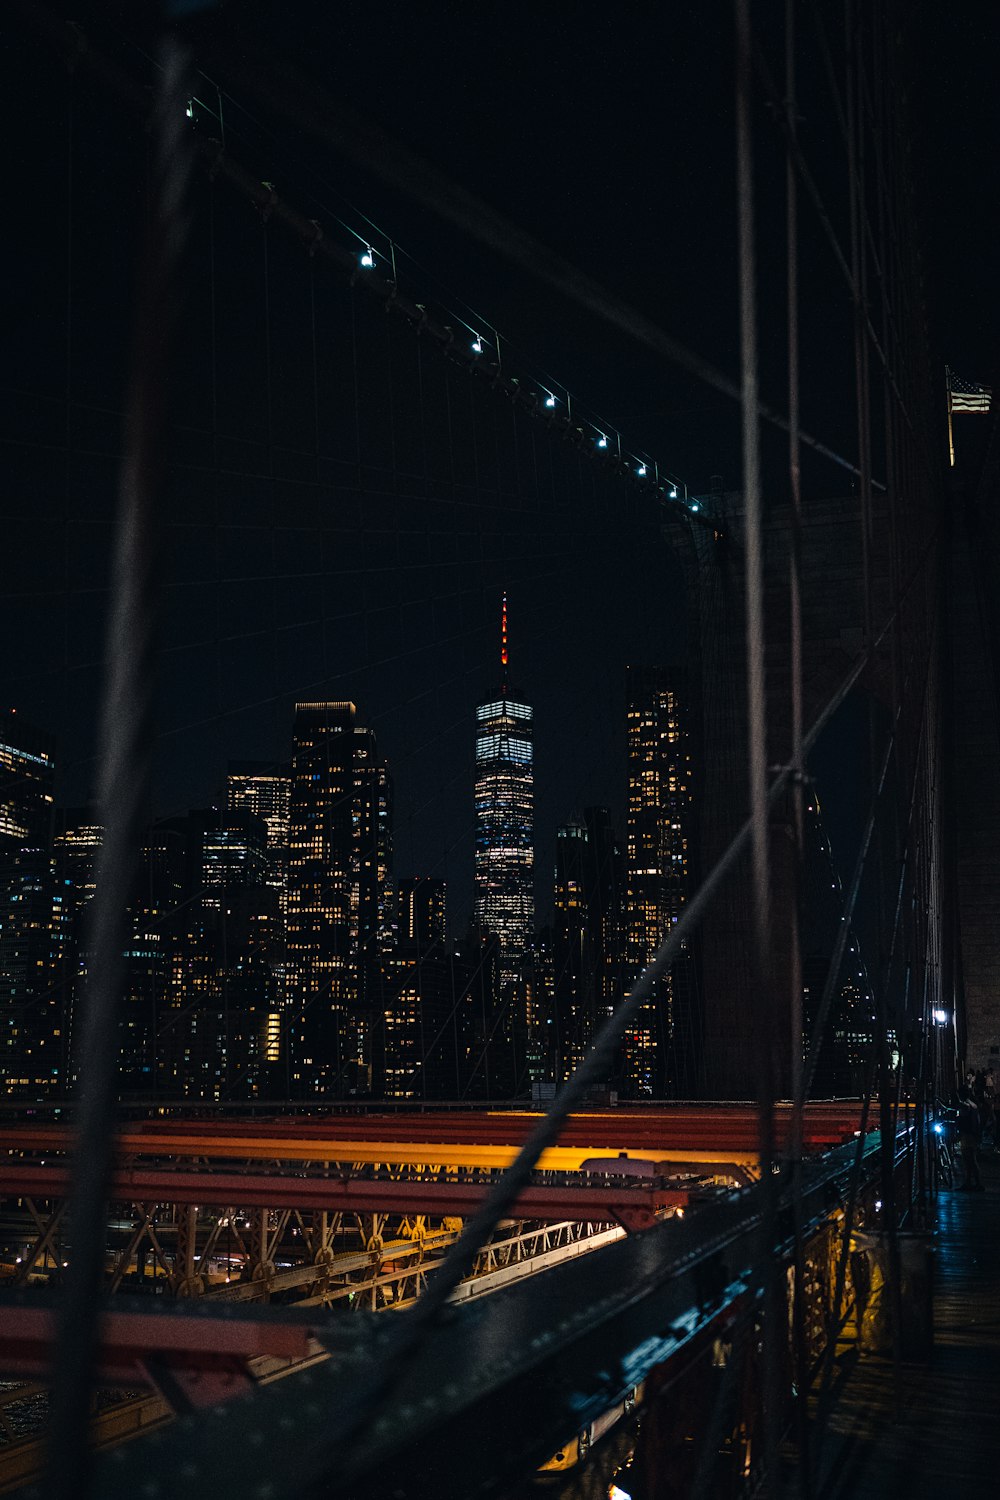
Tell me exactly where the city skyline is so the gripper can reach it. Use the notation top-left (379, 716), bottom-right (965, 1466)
top-left (0, 638), bottom-right (707, 1102)
top-left (2, 592), bottom-right (658, 940)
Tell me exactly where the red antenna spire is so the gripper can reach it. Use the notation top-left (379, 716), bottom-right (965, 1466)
top-left (501, 592), bottom-right (509, 687)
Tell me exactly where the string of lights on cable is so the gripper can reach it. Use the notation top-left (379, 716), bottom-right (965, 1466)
top-left (178, 83), bottom-right (706, 522)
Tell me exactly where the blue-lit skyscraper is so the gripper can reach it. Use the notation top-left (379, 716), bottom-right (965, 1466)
top-left (474, 596), bottom-right (534, 991)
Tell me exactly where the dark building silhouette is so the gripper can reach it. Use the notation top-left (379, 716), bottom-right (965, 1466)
top-left (583, 806), bottom-right (627, 1032)
top-left (454, 921), bottom-right (505, 1100)
top-left (552, 808), bottom-right (627, 1087)
top-left (800, 796), bottom-right (875, 1096)
top-left (396, 877), bottom-right (446, 951)
top-left (142, 809), bottom-right (281, 1101)
top-left (124, 821), bottom-right (187, 1096)
top-left (553, 819), bottom-right (593, 1083)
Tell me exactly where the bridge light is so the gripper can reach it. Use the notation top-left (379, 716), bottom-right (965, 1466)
top-left (360, 247), bottom-right (375, 268)
top-left (933, 1122), bottom-right (944, 1135)
top-left (669, 487), bottom-right (678, 499)
top-left (543, 391), bottom-right (557, 408)
top-left (933, 1008), bottom-right (949, 1024)
top-left (185, 101), bottom-right (194, 119)
top-left (471, 336), bottom-right (483, 354)
top-left (637, 464), bottom-right (647, 477)
top-left (597, 434), bottom-right (608, 449)
top-left (690, 501), bottom-right (700, 511)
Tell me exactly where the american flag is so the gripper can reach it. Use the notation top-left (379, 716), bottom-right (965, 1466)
top-left (948, 367), bottom-right (992, 413)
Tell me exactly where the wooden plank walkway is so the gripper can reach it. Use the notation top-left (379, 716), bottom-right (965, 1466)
top-left (814, 1144), bottom-right (1000, 1497)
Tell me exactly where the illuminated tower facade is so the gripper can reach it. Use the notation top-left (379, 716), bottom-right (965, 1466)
top-left (223, 767), bottom-right (292, 1077)
top-left (287, 702), bottom-right (391, 1095)
top-left (474, 596), bottom-right (534, 992)
top-left (227, 762), bottom-right (291, 853)
top-left (622, 668), bottom-right (693, 1095)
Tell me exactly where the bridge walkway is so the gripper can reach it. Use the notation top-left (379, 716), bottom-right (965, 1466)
top-left (817, 1143), bottom-right (1000, 1497)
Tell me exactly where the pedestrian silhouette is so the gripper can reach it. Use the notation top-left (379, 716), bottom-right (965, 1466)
top-left (956, 1088), bottom-right (986, 1191)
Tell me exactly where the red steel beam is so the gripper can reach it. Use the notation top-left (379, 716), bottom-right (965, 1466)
top-left (0, 1163), bottom-right (689, 1222)
top-left (121, 1105), bottom-right (869, 1137)
top-left (0, 1303), bottom-right (312, 1385)
top-left (0, 1105), bottom-right (872, 1159)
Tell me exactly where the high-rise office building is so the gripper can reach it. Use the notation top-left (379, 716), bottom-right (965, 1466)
top-left (474, 596), bottom-right (534, 993)
top-left (227, 761), bottom-right (293, 1066)
top-left (622, 668), bottom-right (694, 1096)
top-left (53, 808), bottom-right (103, 1087)
top-left (53, 811), bottom-right (102, 910)
top-left (287, 702), bottom-right (391, 1095)
top-left (380, 878), bottom-right (452, 1101)
top-left (0, 712), bottom-right (67, 1097)
top-left (201, 812), bottom-right (268, 911)
top-left (226, 762), bottom-right (292, 853)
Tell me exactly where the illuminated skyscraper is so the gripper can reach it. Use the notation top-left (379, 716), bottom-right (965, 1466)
top-left (474, 596), bottom-right (534, 992)
top-left (228, 761), bottom-right (293, 1061)
top-left (201, 813), bottom-right (269, 911)
top-left (287, 702), bottom-right (391, 1095)
top-left (0, 712), bottom-right (67, 1097)
top-left (622, 668), bottom-right (694, 1096)
top-left (379, 878), bottom-right (452, 1101)
top-left (226, 762), bottom-right (291, 853)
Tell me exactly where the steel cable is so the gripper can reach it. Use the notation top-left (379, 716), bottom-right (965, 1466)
top-left (43, 33), bottom-right (195, 1500)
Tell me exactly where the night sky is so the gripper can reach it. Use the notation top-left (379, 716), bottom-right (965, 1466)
top-left (4, 2), bottom-right (998, 932)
